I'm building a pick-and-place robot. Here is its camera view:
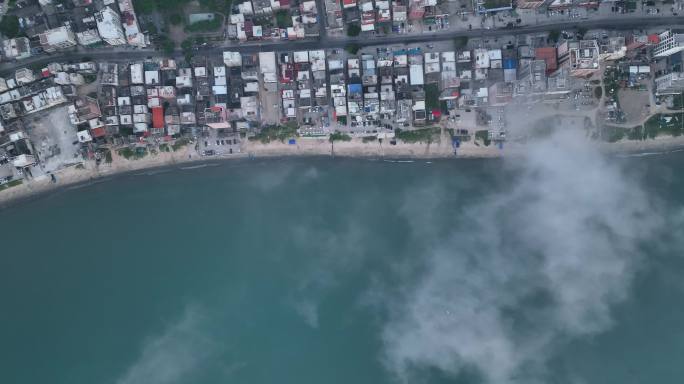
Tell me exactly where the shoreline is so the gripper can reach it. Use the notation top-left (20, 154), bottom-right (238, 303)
top-left (2, 136), bottom-right (684, 209)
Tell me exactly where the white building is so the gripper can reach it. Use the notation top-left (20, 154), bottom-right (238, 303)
top-left (409, 64), bottom-right (424, 85)
top-left (2, 37), bottom-right (31, 60)
top-left (258, 52), bottom-right (277, 84)
top-left (223, 51), bottom-right (242, 67)
top-left (76, 29), bottom-right (103, 46)
top-left (15, 68), bottom-right (35, 85)
top-left (568, 40), bottom-right (600, 78)
top-left (118, 0), bottom-right (147, 47)
top-left (38, 26), bottom-right (77, 52)
top-left (96, 6), bottom-right (127, 46)
top-left (655, 72), bottom-right (684, 95)
top-left (654, 30), bottom-right (684, 58)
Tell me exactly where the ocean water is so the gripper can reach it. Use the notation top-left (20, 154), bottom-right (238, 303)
top-left (1, 146), bottom-right (684, 384)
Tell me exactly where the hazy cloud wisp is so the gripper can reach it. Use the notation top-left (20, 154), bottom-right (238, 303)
top-left (381, 131), bottom-right (665, 383)
top-left (116, 306), bottom-right (216, 384)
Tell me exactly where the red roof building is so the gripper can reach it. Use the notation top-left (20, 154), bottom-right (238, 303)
top-left (90, 126), bottom-right (107, 138)
top-left (152, 107), bottom-right (164, 129)
top-left (535, 47), bottom-right (558, 74)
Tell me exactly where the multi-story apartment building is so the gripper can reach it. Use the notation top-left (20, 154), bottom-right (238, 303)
top-left (654, 30), bottom-right (684, 58)
top-left (38, 26), bottom-right (77, 53)
top-left (655, 72), bottom-right (684, 95)
top-left (95, 6), bottom-right (127, 46)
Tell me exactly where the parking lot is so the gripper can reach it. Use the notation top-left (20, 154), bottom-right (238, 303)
top-left (198, 128), bottom-right (241, 156)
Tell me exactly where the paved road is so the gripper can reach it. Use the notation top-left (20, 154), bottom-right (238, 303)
top-left (1, 16), bottom-right (683, 75)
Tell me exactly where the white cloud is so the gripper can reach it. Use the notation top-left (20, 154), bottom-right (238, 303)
top-left (380, 130), bottom-right (666, 383)
top-left (116, 306), bottom-right (216, 384)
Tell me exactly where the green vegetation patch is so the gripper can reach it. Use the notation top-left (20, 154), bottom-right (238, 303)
top-left (329, 132), bottom-right (352, 142)
top-left (602, 125), bottom-right (627, 142)
top-left (275, 10), bottom-right (292, 28)
top-left (159, 36), bottom-right (176, 55)
top-left (475, 130), bottom-right (491, 146)
top-left (0, 15), bottom-right (21, 38)
top-left (172, 138), bottom-right (190, 151)
top-left (602, 114), bottom-right (684, 142)
top-left (133, 0), bottom-right (158, 13)
top-left (362, 136), bottom-right (377, 143)
top-left (644, 113), bottom-right (684, 137)
top-left (0, 179), bottom-right (23, 191)
top-left (249, 124), bottom-right (299, 144)
top-left (104, 149), bottom-right (113, 163)
top-left (345, 43), bottom-right (360, 55)
top-left (548, 30), bottom-right (560, 43)
top-left (347, 23), bottom-right (361, 37)
top-left (185, 14), bottom-right (223, 32)
top-left (118, 147), bottom-right (148, 160)
top-left (200, 0), bottom-right (233, 14)
top-left (169, 13), bottom-right (184, 25)
top-left (594, 86), bottom-right (603, 99)
top-left (424, 84), bottom-right (440, 111)
top-left (395, 127), bottom-right (441, 144)
top-left (453, 36), bottom-right (468, 49)
top-left (482, 0), bottom-right (511, 9)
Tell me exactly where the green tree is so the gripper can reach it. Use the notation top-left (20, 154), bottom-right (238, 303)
top-left (347, 23), bottom-right (361, 37)
top-left (146, 23), bottom-right (158, 35)
top-left (344, 43), bottom-right (360, 54)
top-left (0, 15), bottom-right (21, 38)
top-left (169, 13), bottom-right (183, 25)
top-left (181, 38), bottom-right (193, 61)
top-left (200, 0), bottom-right (232, 12)
top-left (133, 0), bottom-right (156, 13)
top-left (453, 36), bottom-right (468, 49)
top-left (594, 86), bottom-right (603, 99)
top-left (548, 30), bottom-right (560, 43)
top-left (329, 132), bottom-right (352, 142)
top-left (159, 37), bottom-right (175, 54)
top-left (275, 10), bottom-right (292, 28)
top-left (577, 27), bottom-right (588, 39)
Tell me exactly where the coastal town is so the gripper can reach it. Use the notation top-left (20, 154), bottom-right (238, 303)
top-left (0, 0), bottom-right (684, 198)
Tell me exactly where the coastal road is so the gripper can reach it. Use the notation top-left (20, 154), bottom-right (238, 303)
top-left (1, 16), bottom-right (683, 75)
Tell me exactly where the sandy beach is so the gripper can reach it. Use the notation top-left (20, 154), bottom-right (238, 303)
top-left (1, 135), bottom-right (683, 208)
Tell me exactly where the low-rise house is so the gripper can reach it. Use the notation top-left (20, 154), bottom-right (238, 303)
top-left (20, 86), bottom-right (68, 116)
top-left (360, 0), bottom-right (375, 32)
top-left (176, 68), bottom-right (193, 88)
top-left (100, 63), bottom-right (119, 86)
top-left (130, 63), bottom-right (144, 84)
top-left (259, 52), bottom-right (277, 91)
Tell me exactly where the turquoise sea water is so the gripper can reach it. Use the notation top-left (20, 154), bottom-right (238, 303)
top-left (1, 152), bottom-right (684, 384)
